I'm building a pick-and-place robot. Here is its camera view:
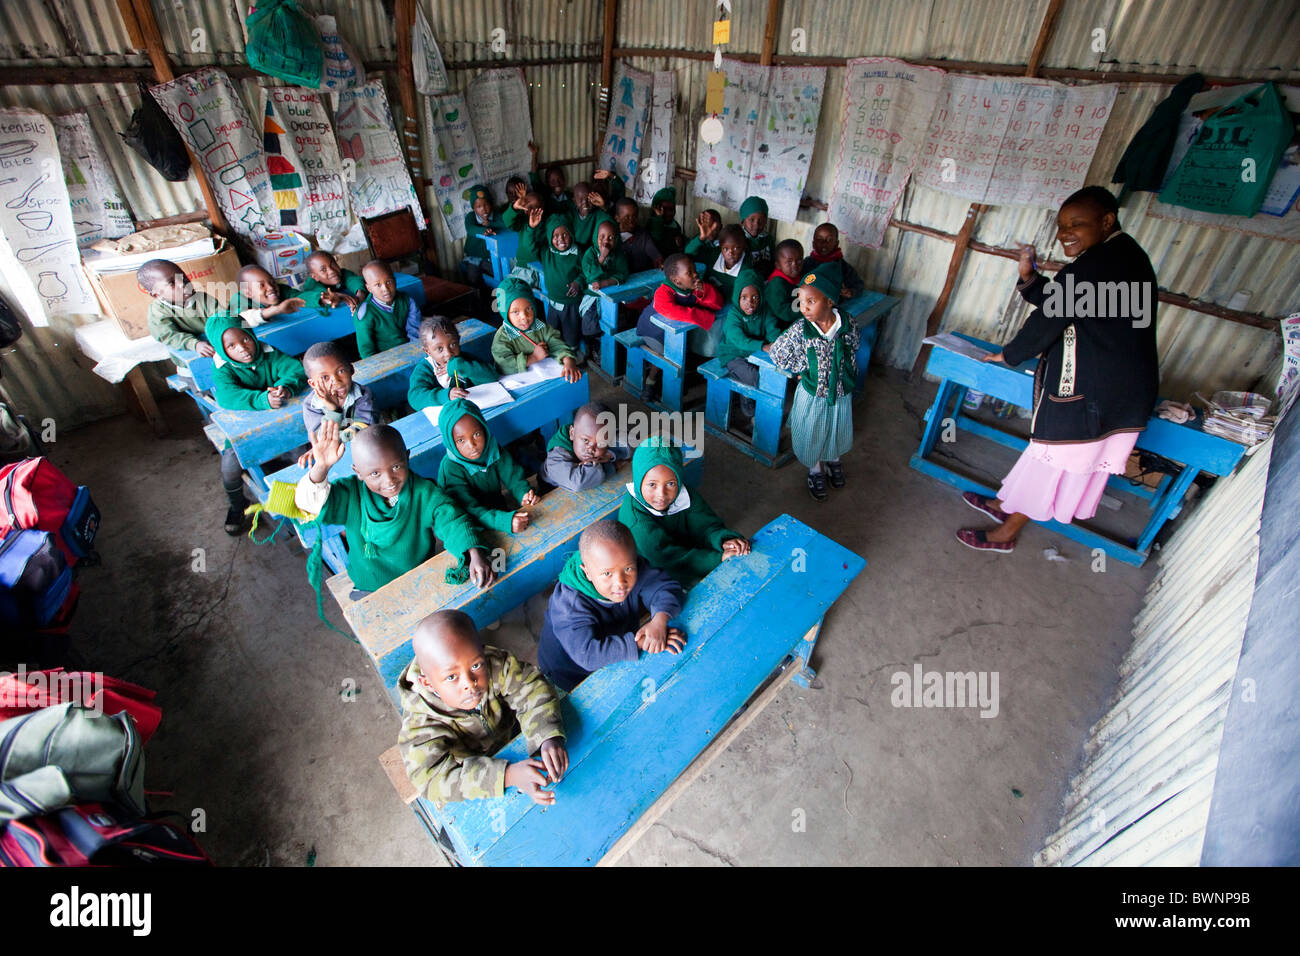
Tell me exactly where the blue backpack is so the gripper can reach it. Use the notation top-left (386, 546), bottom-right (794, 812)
top-left (0, 529), bottom-right (75, 631)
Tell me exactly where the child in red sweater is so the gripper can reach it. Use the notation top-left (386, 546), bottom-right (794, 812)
top-left (633, 254), bottom-right (723, 401)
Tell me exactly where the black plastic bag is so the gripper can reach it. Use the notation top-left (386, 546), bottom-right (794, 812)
top-left (0, 294), bottom-right (21, 350)
top-left (119, 79), bottom-right (190, 182)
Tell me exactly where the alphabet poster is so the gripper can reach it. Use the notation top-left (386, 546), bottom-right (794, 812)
top-left (913, 74), bottom-right (1117, 209)
top-left (0, 108), bottom-right (99, 321)
top-left (150, 68), bottom-right (276, 237)
top-left (425, 92), bottom-right (481, 241)
top-left (829, 58), bottom-right (946, 248)
top-left (694, 60), bottom-right (826, 222)
top-left (599, 63), bottom-right (652, 191)
top-left (334, 79), bottom-right (425, 229)
top-left (53, 111), bottom-right (133, 248)
top-left (466, 68), bottom-right (534, 201)
top-left (262, 88), bottom-right (349, 240)
top-left (634, 70), bottom-right (676, 205)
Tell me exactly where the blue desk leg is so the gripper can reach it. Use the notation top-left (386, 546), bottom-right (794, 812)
top-left (916, 379), bottom-right (958, 458)
top-left (623, 342), bottom-right (645, 395)
top-left (662, 362), bottom-right (684, 411)
top-left (704, 376), bottom-right (731, 433)
top-left (598, 299), bottom-right (619, 379)
top-left (854, 320), bottom-right (880, 396)
top-left (753, 365), bottom-right (788, 459)
top-left (790, 618), bottom-right (823, 688)
top-left (1136, 467), bottom-right (1198, 553)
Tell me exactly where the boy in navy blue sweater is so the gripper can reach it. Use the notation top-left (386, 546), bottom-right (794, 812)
top-left (538, 519), bottom-right (686, 692)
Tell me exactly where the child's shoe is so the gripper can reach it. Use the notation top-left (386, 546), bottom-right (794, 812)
top-left (224, 505), bottom-right (246, 535)
top-left (806, 471), bottom-right (828, 502)
top-left (826, 461), bottom-right (845, 488)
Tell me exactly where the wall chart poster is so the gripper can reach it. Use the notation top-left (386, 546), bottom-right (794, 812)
top-left (263, 88), bottom-right (349, 240)
top-left (635, 70), bottom-right (676, 206)
top-left (694, 61), bottom-right (826, 222)
top-left (914, 74), bottom-right (1118, 209)
top-left (52, 112), bottom-right (132, 249)
top-left (829, 58), bottom-right (947, 248)
top-left (334, 79), bottom-right (425, 229)
top-left (425, 92), bottom-right (481, 241)
top-left (466, 68), bottom-right (534, 204)
top-left (599, 63), bottom-right (652, 193)
top-left (0, 109), bottom-right (99, 321)
top-left (150, 68), bottom-right (276, 237)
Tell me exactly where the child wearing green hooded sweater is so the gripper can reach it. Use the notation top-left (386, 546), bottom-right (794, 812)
top-left (518, 207), bottom-right (586, 352)
top-left (461, 184), bottom-right (505, 289)
top-left (739, 195), bottom-right (775, 273)
top-left (578, 218), bottom-right (630, 361)
top-left (616, 437), bottom-right (750, 590)
top-left (490, 277), bottom-right (582, 382)
top-left (648, 186), bottom-right (685, 257)
top-left (715, 268), bottom-right (783, 420)
top-left (437, 399), bottom-right (540, 536)
top-left (205, 312), bottom-right (308, 534)
top-left (407, 316), bottom-right (499, 412)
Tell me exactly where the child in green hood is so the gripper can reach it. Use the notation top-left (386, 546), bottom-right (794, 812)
top-left (739, 195), bottom-right (774, 273)
top-left (715, 268), bottom-right (783, 420)
top-left (579, 219), bottom-right (630, 362)
top-left (518, 207), bottom-right (586, 353)
top-left (616, 437), bottom-right (750, 589)
top-left (205, 312), bottom-right (308, 534)
top-left (489, 277), bottom-right (582, 382)
top-left (460, 184), bottom-right (505, 290)
top-left (648, 186), bottom-right (685, 257)
top-left (437, 399), bottom-right (540, 536)
top-left (296, 421), bottom-right (496, 595)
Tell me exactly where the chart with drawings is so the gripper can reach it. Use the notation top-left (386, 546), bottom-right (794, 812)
top-left (52, 112), bottom-right (132, 248)
top-left (334, 80), bottom-right (425, 229)
top-left (263, 88), bottom-right (349, 239)
top-left (150, 68), bottom-right (277, 238)
top-left (598, 63), bottom-right (652, 192)
top-left (914, 75), bottom-right (1117, 209)
top-left (0, 108), bottom-right (98, 322)
top-left (634, 70), bottom-right (676, 206)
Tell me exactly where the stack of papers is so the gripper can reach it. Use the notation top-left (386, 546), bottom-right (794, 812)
top-left (421, 381), bottom-right (516, 425)
top-left (83, 238), bottom-right (217, 276)
top-left (923, 332), bottom-right (991, 361)
top-left (497, 357), bottom-right (565, 390)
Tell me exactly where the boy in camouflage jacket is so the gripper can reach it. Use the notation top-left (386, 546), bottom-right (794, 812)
top-left (398, 610), bottom-right (568, 805)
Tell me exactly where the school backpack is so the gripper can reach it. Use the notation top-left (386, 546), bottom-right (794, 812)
top-left (0, 801), bottom-right (209, 867)
top-left (0, 669), bottom-right (161, 743)
top-left (0, 529), bottom-right (77, 632)
top-left (0, 457), bottom-right (100, 567)
top-left (0, 702), bottom-right (146, 826)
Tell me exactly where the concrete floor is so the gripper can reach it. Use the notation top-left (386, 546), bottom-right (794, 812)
top-left (36, 365), bottom-right (1154, 866)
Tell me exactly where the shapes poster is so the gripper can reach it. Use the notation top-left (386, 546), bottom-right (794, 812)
top-left (263, 88), bottom-right (350, 240)
top-left (466, 69), bottom-right (534, 203)
top-left (694, 60), bottom-right (826, 222)
top-left (0, 108), bottom-right (100, 321)
top-left (52, 111), bottom-right (133, 248)
top-left (149, 68), bottom-right (276, 237)
top-left (635, 70), bottom-right (676, 206)
top-left (913, 75), bottom-right (1117, 209)
top-left (829, 58), bottom-right (947, 248)
top-left (425, 93), bottom-right (481, 241)
top-left (334, 79), bottom-right (425, 229)
top-left (598, 63), bottom-right (652, 192)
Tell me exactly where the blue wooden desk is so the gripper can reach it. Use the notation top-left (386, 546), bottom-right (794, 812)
top-left (910, 332), bottom-right (1246, 566)
top-left (271, 372), bottom-right (590, 573)
top-left (332, 451), bottom-right (703, 692)
top-left (591, 268), bottom-right (662, 379)
top-left (481, 230), bottom-right (519, 289)
top-left (386, 513), bottom-right (865, 866)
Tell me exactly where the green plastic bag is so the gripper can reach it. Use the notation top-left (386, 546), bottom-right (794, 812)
top-left (245, 0), bottom-right (324, 89)
top-left (1159, 82), bottom-right (1293, 217)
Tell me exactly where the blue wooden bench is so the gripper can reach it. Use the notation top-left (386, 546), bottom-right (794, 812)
top-left (268, 372), bottom-right (591, 574)
top-left (203, 319), bottom-right (492, 490)
top-left (694, 290), bottom-right (900, 467)
top-left (911, 331), bottom-right (1246, 566)
top-left (590, 267), bottom-right (662, 380)
top-left (377, 512), bottom-right (865, 866)
top-left (330, 450), bottom-right (704, 692)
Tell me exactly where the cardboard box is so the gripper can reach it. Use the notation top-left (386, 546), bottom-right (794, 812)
top-left (85, 239), bottom-right (242, 340)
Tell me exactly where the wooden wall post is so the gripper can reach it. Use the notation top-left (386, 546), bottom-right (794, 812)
top-left (760, 0), bottom-right (781, 66)
top-left (395, 0), bottom-right (440, 272)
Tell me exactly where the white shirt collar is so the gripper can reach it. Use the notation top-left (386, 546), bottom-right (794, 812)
top-left (712, 253), bottom-right (742, 276)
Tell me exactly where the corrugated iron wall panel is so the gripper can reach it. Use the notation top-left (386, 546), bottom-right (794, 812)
top-left (617, 0), bottom-right (768, 55)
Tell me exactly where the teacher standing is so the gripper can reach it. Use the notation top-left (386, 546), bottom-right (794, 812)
top-left (957, 186), bottom-right (1160, 553)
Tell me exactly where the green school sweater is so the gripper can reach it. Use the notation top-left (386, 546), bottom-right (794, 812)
top-left (407, 354), bottom-right (500, 411)
top-left (462, 207), bottom-right (506, 260)
top-left (148, 291), bottom-right (223, 352)
top-left (353, 292), bottom-right (412, 359)
top-left (616, 438), bottom-right (738, 589)
top-left (298, 269), bottom-right (365, 310)
top-left (715, 269), bottom-right (783, 368)
top-left (490, 320), bottom-right (574, 374)
top-left (317, 473), bottom-right (487, 592)
top-left (435, 399), bottom-right (533, 535)
top-left (205, 313), bottom-right (306, 411)
top-left (570, 209), bottom-right (613, 251)
top-left (765, 273), bottom-right (799, 326)
top-left (518, 221), bottom-right (584, 305)
top-left (581, 244), bottom-right (630, 287)
top-left (684, 236), bottom-right (720, 260)
top-left (648, 213), bottom-right (684, 257)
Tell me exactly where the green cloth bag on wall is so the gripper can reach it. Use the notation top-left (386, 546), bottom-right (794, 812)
top-left (1159, 82), bottom-right (1294, 218)
top-left (245, 0), bottom-right (324, 89)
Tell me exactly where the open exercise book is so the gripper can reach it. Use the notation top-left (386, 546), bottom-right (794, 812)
top-left (497, 357), bottom-right (565, 390)
top-left (421, 381), bottom-right (515, 426)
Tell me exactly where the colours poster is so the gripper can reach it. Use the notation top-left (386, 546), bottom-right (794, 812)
top-left (263, 87), bottom-right (349, 240)
top-left (334, 79), bottom-right (425, 229)
top-left (150, 68), bottom-right (276, 237)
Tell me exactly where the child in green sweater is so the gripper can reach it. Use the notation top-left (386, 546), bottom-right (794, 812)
top-left (616, 436), bottom-right (750, 589)
top-left (684, 208), bottom-right (723, 260)
top-left (766, 239), bottom-right (805, 327)
top-left (437, 399), bottom-right (540, 536)
top-left (706, 225), bottom-right (751, 302)
top-left (518, 208), bottom-right (585, 352)
top-left (354, 259), bottom-right (419, 358)
top-left (296, 421), bottom-right (496, 595)
top-left (408, 316), bottom-right (499, 412)
top-left (715, 268), bottom-right (783, 420)
top-left (569, 182), bottom-right (613, 252)
top-left (460, 184), bottom-right (505, 289)
top-left (227, 265), bottom-right (306, 327)
top-left (139, 259), bottom-right (219, 357)
top-left (739, 195), bottom-right (775, 273)
top-left (579, 219), bottom-right (630, 362)
top-left (299, 251), bottom-right (366, 311)
top-left (648, 186), bottom-right (685, 257)
top-left (205, 312), bottom-right (308, 534)
top-left (490, 277), bottom-right (582, 382)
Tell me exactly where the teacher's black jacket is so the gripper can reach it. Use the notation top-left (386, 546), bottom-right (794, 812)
top-left (1001, 231), bottom-right (1159, 444)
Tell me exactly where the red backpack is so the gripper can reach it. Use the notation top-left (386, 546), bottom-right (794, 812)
top-left (0, 669), bottom-right (161, 743)
top-left (0, 458), bottom-right (100, 567)
top-left (0, 802), bottom-right (209, 867)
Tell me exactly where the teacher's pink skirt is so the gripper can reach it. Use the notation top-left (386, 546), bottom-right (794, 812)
top-left (997, 432), bottom-right (1140, 523)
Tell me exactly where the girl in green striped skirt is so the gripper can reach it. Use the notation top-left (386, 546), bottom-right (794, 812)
top-left (767, 263), bottom-right (859, 501)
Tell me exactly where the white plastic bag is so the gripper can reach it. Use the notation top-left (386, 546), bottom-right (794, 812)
top-left (412, 6), bottom-right (449, 95)
top-left (316, 14), bottom-right (365, 91)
